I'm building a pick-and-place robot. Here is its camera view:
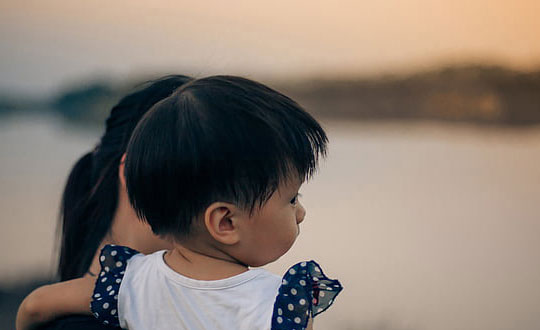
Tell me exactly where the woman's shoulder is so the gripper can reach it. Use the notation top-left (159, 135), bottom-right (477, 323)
top-left (271, 260), bottom-right (343, 330)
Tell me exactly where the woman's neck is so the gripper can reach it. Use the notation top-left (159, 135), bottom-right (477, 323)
top-left (86, 187), bottom-right (152, 276)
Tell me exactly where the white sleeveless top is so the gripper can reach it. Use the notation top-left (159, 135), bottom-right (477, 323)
top-left (91, 245), bottom-right (343, 330)
top-left (118, 251), bottom-right (281, 330)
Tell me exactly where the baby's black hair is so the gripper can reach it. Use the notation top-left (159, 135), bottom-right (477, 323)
top-left (124, 75), bottom-right (328, 238)
top-left (58, 75), bottom-right (192, 280)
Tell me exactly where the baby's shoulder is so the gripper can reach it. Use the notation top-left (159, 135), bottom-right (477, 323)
top-left (272, 261), bottom-right (343, 330)
top-left (96, 244), bottom-right (140, 271)
top-left (90, 244), bottom-right (144, 326)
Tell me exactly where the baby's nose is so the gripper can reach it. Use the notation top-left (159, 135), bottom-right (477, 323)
top-left (296, 202), bottom-right (306, 224)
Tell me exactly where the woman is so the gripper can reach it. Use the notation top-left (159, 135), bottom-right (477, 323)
top-left (19, 75), bottom-right (192, 329)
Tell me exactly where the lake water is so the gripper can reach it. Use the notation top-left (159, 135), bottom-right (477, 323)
top-left (1, 114), bottom-right (540, 330)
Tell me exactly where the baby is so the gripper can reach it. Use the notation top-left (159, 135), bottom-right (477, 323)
top-left (17, 75), bottom-right (342, 330)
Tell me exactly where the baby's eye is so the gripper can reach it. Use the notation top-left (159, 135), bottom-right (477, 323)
top-left (290, 193), bottom-right (301, 205)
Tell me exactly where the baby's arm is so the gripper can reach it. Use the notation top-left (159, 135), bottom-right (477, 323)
top-left (16, 275), bottom-right (94, 330)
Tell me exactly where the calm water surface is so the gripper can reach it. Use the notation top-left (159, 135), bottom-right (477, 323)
top-left (1, 115), bottom-right (540, 330)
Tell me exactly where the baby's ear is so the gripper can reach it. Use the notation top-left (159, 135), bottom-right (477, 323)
top-left (204, 202), bottom-right (241, 245)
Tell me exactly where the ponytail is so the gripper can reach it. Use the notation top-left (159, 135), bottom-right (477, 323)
top-left (58, 151), bottom-right (118, 281)
top-left (56, 75), bottom-right (193, 281)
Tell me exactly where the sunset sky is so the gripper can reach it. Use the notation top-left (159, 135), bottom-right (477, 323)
top-left (1, 0), bottom-right (539, 95)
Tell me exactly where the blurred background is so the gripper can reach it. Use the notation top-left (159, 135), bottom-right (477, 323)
top-left (1, 1), bottom-right (540, 329)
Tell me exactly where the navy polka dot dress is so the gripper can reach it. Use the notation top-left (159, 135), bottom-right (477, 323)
top-left (90, 245), bottom-right (137, 326)
top-left (271, 260), bottom-right (342, 329)
top-left (91, 245), bottom-right (343, 329)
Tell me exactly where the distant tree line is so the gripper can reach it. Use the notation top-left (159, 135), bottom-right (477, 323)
top-left (52, 82), bottom-right (119, 123)
top-left (1, 65), bottom-right (540, 126)
top-left (285, 65), bottom-right (540, 126)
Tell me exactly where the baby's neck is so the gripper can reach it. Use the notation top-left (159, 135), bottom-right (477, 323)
top-left (164, 243), bottom-right (249, 281)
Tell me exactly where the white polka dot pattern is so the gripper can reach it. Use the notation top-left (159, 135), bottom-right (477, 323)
top-left (271, 260), bottom-right (343, 330)
top-left (90, 244), bottom-right (139, 327)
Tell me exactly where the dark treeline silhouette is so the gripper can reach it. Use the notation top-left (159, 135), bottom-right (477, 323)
top-left (1, 65), bottom-right (540, 126)
top-left (53, 82), bottom-right (116, 122)
top-left (284, 65), bottom-right (540, 126)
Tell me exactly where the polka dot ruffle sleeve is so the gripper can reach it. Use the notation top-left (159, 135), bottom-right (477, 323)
top-left (90, 244), bottom-right (139, 327)
top-left (271, 260), bottom-right (343, 330)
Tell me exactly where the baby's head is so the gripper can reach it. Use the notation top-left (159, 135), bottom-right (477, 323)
top-left (124, 76), bottom-right (327, 266)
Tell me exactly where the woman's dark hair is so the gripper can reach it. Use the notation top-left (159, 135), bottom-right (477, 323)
top-left (58, 75), bottom-right (192, 281)
top-left (124, 75), bottom-right (328, 239)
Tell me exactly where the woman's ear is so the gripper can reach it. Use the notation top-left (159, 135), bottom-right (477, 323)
top-left (118, 153), bottom-right (127, 187)
top-left (204, 202), bottom-right (241, 246)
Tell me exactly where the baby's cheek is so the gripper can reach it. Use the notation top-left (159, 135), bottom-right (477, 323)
top-left (265, 235), bottom-right (296, 265)
top-left (282, 226), bottom-right (299, 253)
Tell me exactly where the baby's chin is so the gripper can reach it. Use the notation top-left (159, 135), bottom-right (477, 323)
top-left (248, 257), bottom-right (281, 268)
top-left (247, 241), bottom-right (298, 268)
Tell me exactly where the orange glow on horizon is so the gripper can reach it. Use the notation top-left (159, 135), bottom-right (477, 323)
top-left (1, 0), bottom-right (539, 92)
